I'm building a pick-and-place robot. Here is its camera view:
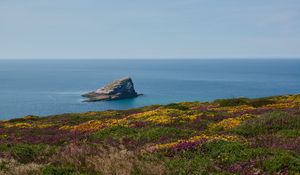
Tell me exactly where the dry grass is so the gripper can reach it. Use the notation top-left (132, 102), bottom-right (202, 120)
top-left (49, 143), bottom-right (166, 175)
top-left (0, 158), bottom-right (42, 175)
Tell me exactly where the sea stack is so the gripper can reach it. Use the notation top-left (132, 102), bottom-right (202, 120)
top-left (82, 77), bottom-right (141, 102)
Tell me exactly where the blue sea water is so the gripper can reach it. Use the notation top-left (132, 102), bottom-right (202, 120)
top-left (0, 59), bottom-right (300, 120)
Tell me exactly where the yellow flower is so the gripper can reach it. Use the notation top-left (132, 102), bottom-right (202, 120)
top-left (275, 94), bottom-right (300, 103)
top-left (59, 125), bottom-right (74, 130)
top-left (155, 142), bottom-right (179, 150)
top-left (60, 120), bottom-right (104, 132)
top-left (0, 134), bottom-right (8, 139)
top-left (153, 133), bottom-right (243, 150)
top-left (36, 124), bottom-right (53, 128)
top-left (227, 105), bottom-right (255, 114)
top-left (209, 114), bottom-right (255, 131)
top-left (105, 118), bottom-right (128, 127)
top-left (2, 122), bottom-right (32, 128)
top-left (127, 108), bottom-right (199, 124)
top-left (2, 122), bottom-right (53, 129)
top-left (177, 114), bottom-right (199, 122)
top-left (145, 115), bottom-right (171, 124)
top-left (263, 103), bottom-right (295, 109)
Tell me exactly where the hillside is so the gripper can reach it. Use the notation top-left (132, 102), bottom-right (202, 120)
top-left (1, 94), bottom-right (300, 175)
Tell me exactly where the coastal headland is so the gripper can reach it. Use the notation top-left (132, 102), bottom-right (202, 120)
top-left (0, 94), bottom-right (300, 174)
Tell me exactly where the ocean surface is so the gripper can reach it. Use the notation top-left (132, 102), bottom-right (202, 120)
top-left (0, 59), bottom-right (300, 120)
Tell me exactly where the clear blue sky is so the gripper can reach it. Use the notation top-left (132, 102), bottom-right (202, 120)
top-left (0, 0), bottom-right (299, 59)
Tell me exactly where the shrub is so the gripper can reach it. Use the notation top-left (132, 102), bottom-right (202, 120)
top-left (8, 115), bottom-right (40, 123)
top-left (137, 127), bottom-right (196, 142)
top-left (164, 103), bottom-right (189, 110)
top-left (248, 98), bottom-right (276, 107)
top-left (208, 114), bottom-right (255, 131)
top-left (214, 98), bottom-right (249, 107)
top-left (42, 165), bottom-right (79, 175)
top-left (233, 111), bottom-right (300, 137)
top-left (91, 126), bottom-right (139, 140)
top-left (166, 154), bottom-right (214, 175)
top-left (214, 97), bottom-right (276, 108)
top-left (199, 140), bottom-right (268, 164)
top-left (262, 151), bottom-right (300, 173)
top-left (0, 144), bottom-right (57, 164)
top-left (276, 129), bottom-right (300, 138)
top-left (91, 126), bottom-right (195, 143)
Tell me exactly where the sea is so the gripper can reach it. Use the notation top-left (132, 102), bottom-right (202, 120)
top-left (0, 59), bottom-right (300, 120)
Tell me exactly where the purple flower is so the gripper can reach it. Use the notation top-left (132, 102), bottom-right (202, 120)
top-left (172, 138), bottom-right (207, 151)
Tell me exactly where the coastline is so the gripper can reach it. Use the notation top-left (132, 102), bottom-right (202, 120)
top-left (2, 93), bottom-right (299, 121)
top-left (1, 59), bottom-right (300, 119)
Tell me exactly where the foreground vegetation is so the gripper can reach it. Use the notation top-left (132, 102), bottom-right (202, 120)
top-left (1, 94), bottom-right (300, 175)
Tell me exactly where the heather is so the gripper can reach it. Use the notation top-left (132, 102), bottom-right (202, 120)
top-left (1, 94), bottom-right (300, 174)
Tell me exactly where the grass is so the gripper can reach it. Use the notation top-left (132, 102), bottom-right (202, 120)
top-left (232, 111), bottom-right (300, 137)
top-left (91, 125), bottom-right (196, 147)
top-left (0, 93), bottom-right (300, 174)
top-left (213, 96), bottom-right (277, 107)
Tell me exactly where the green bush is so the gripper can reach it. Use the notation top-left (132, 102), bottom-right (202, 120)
top-left (91, 126), bottom-right (196, 142)
top-left (42, 165), bottom-right (78, 175)
top-left (8, 115), bottom-right (40, 123)
top-left (137, 127), bottom-right (196, 142)
top-left (164, 103), bottom-right (189, 110)
top-left (199, 140), bottom-right (268, 164)
top-left (0, 144), bottom-right (57, 163)
top-left (262, 151), bottom-right (300, 173)
top-left (233, 111), bottom-right (300, 137)
top-left (214, 97), bottom-right (276, 108)
top-left (163, 151), bottom-right (216, 175)
top-left (91, 126), bottom-right (139, 140)
top-left (276, 129), bottom-right (300, 138)
top-left (214, 98), bottom-right (249, 107)
top-left (248, 98), bottom-right (276, 107)
top-left (150, 149), bottom-right (233, 175)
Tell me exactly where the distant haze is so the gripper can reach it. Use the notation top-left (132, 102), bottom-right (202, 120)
top-left (0, 0), bottom-right (300, 59)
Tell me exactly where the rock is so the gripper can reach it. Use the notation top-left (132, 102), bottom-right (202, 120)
top-left (82, 77), bottom-right (141, 102)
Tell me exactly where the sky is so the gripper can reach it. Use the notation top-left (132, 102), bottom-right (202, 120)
top-left (0, 0), bottom-right (300, 59)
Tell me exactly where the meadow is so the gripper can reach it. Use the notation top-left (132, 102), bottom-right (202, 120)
top-left (1, 94), bottom-right (300, 175)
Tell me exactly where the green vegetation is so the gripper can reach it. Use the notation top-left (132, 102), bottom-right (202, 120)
top-left (214, 96), bottom-right (276, 107)
top-left (0, 94), bottom-right (300, 174)
top-left (92, 126), bottom-right (196, 143)
top-left (233, 111), bottom-right (300, 137)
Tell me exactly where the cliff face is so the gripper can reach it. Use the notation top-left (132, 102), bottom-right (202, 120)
top-left (82, 77), bottom-right (140, 102)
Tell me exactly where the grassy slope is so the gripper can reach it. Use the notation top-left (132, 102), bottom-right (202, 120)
top-left (1, 94), bottom-right (300, 175)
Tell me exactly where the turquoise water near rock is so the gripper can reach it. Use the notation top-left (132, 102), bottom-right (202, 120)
top-left (0, 59), bottom-right (300, 119)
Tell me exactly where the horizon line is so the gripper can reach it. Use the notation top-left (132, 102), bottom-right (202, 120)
top-left (0, 57), bottom-right (300, 60)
